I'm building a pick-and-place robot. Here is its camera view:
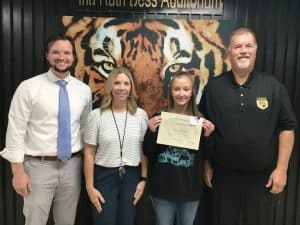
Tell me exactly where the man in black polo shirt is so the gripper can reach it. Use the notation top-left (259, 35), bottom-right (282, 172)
top-left (199, 27), bottom-right (296, 225)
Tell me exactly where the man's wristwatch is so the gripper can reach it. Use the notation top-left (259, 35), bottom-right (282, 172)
top-left (140, 176), bottom-right (148, 182)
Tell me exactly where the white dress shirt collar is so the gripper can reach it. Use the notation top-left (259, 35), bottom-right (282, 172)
top-left (47, 69), bottom-right (71, 84)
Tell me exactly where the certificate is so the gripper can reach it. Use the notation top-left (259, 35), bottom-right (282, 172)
top-left (157, 111), bottom-right (203, 150)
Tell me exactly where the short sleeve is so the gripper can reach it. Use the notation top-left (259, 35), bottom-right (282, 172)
top-left (277, 83), bottom-right (297, 131)
top-left (140, 108), bottom-right (149, 138)
top-left (83, 109), bottom-right (101, 146)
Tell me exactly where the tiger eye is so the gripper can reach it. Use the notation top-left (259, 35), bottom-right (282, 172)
top-left (103, 62), bottom-right (114, 72)
top-left (168, 64), bottom-right (182, 73)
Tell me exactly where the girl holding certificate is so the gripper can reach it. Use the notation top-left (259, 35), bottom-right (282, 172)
top-left (143, 71), bottom-right (214, 225)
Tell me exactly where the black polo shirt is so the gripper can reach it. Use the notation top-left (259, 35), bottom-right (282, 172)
top-left (199, 70), bottom-right (296, 172)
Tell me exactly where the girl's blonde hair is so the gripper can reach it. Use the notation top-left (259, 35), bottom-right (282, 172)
top-left (100, 67), bottom-right (138, 114)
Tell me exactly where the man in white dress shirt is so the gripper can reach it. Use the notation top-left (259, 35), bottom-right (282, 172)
top-left (0, 34), bottom-right (92, 225)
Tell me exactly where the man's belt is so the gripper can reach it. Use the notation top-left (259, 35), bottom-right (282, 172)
top-left (26, 151), bottom-right (81, 161)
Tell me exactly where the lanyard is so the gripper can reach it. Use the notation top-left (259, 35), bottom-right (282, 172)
top-left (111, 107), bottom-right (128, 161)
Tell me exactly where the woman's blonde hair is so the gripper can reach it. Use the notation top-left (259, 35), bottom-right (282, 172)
top-left (167, 71), bottom-right (202, 117)
top-left (100, 67), bottom-right (138, 114)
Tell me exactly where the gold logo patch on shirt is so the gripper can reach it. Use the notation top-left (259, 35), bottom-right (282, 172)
top-left (256, 97), bottom-right (268, 110)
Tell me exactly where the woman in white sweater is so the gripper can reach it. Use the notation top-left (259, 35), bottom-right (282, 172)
top-left (83, 66), bottom-right (148, 225)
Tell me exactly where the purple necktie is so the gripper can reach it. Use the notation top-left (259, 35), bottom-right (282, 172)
top-left (57, 80), bottom-right (71, 162)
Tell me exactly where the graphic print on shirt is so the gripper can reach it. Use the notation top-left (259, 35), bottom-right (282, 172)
top-left (158, 146), bottom-right (196, 167)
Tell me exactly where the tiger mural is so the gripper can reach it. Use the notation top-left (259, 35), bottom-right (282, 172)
top-left (62, 16), bottom-right (231, 116)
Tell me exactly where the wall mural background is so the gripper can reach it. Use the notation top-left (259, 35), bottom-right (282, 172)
top-left (2, 1), bottom-right (299, 224)
top-left (62, 17), bottom-right (233, 115)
